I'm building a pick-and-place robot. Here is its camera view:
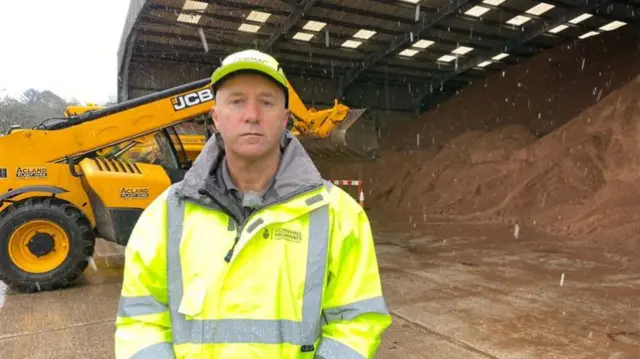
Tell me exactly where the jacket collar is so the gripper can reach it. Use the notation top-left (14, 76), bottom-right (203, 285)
top-left (175, 130), bottom-right (324, 214)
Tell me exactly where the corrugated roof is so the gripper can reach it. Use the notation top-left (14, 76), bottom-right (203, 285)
top-left (117, 0), bottom-right (638, 110)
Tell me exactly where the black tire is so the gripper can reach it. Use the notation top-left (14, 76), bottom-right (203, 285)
top-left (0, 197), bottom-right (95, 293)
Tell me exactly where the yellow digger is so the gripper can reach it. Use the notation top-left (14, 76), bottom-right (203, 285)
top-left (0, 77), bottom-right (379, 292)
top-left (63, 79), bottom-right (381, 162)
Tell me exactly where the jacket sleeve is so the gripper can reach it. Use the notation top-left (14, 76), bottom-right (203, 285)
top-left (316, 200), bottom-right (392, 359)
top-left (114, 192), bottom-right (176, 358)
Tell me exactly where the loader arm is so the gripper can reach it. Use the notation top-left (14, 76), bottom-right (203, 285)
top-left (285, 80), bottom-right (380, 160)
top-left (286, 79), bottom-right (349, 138)
top-left (0, 78), bottom-right (214, 165)
top-left (15, 76), bottom-right (379, 163)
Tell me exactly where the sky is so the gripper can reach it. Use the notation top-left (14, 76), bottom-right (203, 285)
top-left (0, 0), bottom-right (131, 104)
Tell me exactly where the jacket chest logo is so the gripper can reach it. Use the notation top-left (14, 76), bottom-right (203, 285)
top-left (262, 228), bottom-right (302, 243)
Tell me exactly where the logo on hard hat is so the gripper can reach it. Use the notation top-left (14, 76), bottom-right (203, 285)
top-left (224, 50), bottom-right (278, 69)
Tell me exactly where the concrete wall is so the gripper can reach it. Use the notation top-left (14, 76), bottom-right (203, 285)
top-left (383, 26), bottom-right (640, 152)
top-left (124, 58), bottom-right (419, 120)
top-left (126, 59), bottom-right (214, 99)
top-left (344, 81), bottom-right (416, 113)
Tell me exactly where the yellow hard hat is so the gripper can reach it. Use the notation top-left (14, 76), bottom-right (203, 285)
top-left (210, 49), bottom-right (289, 106)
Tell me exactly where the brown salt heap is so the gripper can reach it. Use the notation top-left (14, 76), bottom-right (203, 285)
top-left (316, 27), bottom-right (640, 241)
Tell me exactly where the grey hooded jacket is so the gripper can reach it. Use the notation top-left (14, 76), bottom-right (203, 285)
top-left (173, 130), bottom-right (326, 227)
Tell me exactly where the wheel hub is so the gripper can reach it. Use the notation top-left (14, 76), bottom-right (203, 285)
top-left (8, 219), bottom-right (70, 274)
top-left (27, 233), bottom-right (55, 257)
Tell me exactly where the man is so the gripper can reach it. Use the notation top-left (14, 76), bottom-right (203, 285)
top-left (114, 49), bottom-right (392, 358)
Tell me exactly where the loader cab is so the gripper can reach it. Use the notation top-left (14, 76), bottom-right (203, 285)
top-left (165, 126), bottom-right (195, 183)
top-left (96, 124), bottom-right (194, 183)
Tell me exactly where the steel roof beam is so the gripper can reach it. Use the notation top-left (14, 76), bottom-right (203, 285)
top-left (336, 0), bottom-right (478, 98)
top-left (148, 2), bottom-right (291, 16)
top-left (615, 0), bottom-right (640, 8)
top-left (274, 0), bottom-right (299, 8)
top-left (133, 41), bottom-right (240, 59)
top-left (307, 0), bottom-right (549, 52)
top-left (300, 14), bottom-right (547, 52)
top-left (312, 1), bottom-right (425, 24)
top-left (138, 16), bottom-right (516, 83)
top-left (261, 0), bottom-right (318, 52)
top-left (275, 11), bottom-right (542, 50)
top-left (464, 3), bottom-right (607, 35)
top-left (138, 20), bottom-right (271, 42)
top-left (198, 0), bottom-right (292, 14)
top-left (135, 28), bottom-right (260, 49)
top-left (130, 56), bottom-right (221, 68)
top-left (364, 0), bottom-right (435, 12)
top-left (541, 0), bottom-right (639, 23)
top-left (273, 44), bottom-right (482, 78)
top-left (146, 5), bottom-right (266, 26)
top-left (415, 0), bottom-right (614, 108)
top-left (137, 32), bottom-right (484, 83)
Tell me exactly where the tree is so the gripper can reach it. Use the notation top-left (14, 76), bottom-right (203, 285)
top-left (0, 96), bottom-right (28, 131)
top-left (0, 88), bottom-right (72, 133)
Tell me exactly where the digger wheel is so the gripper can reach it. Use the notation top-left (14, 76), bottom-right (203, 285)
top-left (0, 197), bottom-right (95, 292)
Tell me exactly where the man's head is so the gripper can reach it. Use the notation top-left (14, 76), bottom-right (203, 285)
top-left (209, 49), bottom-right (290, 161)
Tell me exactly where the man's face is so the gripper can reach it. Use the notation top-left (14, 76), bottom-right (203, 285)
top-left (211, 73), bottom-right (289, 160)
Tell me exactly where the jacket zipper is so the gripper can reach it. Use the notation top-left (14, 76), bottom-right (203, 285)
top-left (197, 183), bottom-right (323, 263)
top-left (224, 227), bottom-right (242, 263)
top-left (197, 188), bottom-right (243, 262)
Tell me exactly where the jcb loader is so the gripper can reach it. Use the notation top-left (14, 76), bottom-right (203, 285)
top-left (0, 77), bottom-right (379, 292)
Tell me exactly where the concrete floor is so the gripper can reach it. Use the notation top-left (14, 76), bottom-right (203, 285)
top-left (372, 221), bottom-right (640, 359)
top-left (1, 221), bottom-right (639, 359)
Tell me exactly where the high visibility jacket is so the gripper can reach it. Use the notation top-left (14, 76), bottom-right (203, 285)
top-left (114, 131), bottom-right (392, 358)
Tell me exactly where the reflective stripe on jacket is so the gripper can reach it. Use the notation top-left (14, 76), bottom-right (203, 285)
top-left (115, 131), bottom-right (392, 358)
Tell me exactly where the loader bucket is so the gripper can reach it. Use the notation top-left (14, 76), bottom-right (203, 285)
top-left (299, 108), bottom-right (380, 162)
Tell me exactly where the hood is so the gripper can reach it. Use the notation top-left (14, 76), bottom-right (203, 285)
top-left (174, 130), bottom-right (324, 214)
